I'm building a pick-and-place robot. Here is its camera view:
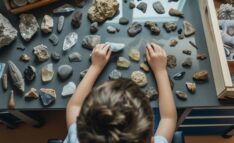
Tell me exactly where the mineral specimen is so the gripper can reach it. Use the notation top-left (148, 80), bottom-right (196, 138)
top-left (62, 82), bottom-right (76, 96)
top-left (42, 64), bottom-right (54, 82)
top-left (24, 66), bottom-right (36, 81)
top-left (128, 22), bottom-right (142, 37)
top-left (72, 11), bottom-right (83, 28)
top-left (51, 52), bottom-right (60, 62)
top-left (193, 70), bottom-right (209, 81)
top-left (90, 22), bottom-right (98, 33)
top-left (109, 69), bottom-right (122, 80)
top-left (182, 50), bottom-right (192, 55)
top-left (197, 53), bottom-right (207, 60)
top-left (53, 4), bottom-right (75, 14)
top-left (41, 15), bottom-right (53, 33)
top-left (19, 54), bottom-right (30, 62)
top-left (33, 44), bottom-right (50, 62)
top-left (167, 55), bottom-right (177, 68)
top-left (13, 0), bottom-right (27, 6)
top-left (140, 63), bottom-right (150, 72)
top-left (58, 16), bottom-right (65, 33)
top-left (107, 26), bottom-right (117, 33)
top-left (49, 34), bottom-right (59, 46)
top-left (137, 2), bottom-right (147, 13)
top-left (129, 48), bottom-right (140, 62)
top-left (145, 86), bottom-right (158, 101)
top-left (163, 22), bottom-right (177, 33)
top-left (117, 57), bottom-right (131, 69)
top-left (170, 39), bottom-right (178, 47)
top-left (119, 17), bottom-right (129, 25)
top-left (8, 90), bottom-right (15, 109)
top-left (39, 88), bottom-right (56, 106)
top-left (69, 52), bottom-right (82, 62)
top-left (58, 65), bottom-right (73, 80)
top-left (176, 91), bottom-right (187, 100)
top-left (105, 42), bottom-right (125, 52)
top-left (80, 69), bottom-right (88, 79)
top-left (63, 32), bottom-right (78, 51)
top-left (173, 71), bottom-right (186, 80)
top-left (217, 4), bottom-right (234, 20)
top-left (131, 71), bottom-right (148, 87)
top-left (25, 88), bottom-right (39, 98)
top-left (182, 58), bottom-right (192, 68)
top-left (88, 0), bottom-right (119, 23)
top-left (144, 21), bottom-right (160, 35)
top-left (186, 82), bottom-right (196, 93)
top-left (153, 1), bottom-right (165, 14)
top-left (82, 35), bottom-right (101, 49)
top-left (169, 8), bottom-right (184, 18)
top-left (2, 74), bottom-right (7, 91)
top-left (19, 14), bottom-right (39, 41)
top-left (184, 20), bottom-right (195, 37)
top-left (8, 61), bottom-right (25, 92)
top-left (0, 14), bottom-right (18, 48)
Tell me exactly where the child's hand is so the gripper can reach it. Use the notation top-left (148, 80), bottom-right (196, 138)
top-left (91, 44), bottom-right (112, 71)
top-left (146, 43), bottom-right (167, 74)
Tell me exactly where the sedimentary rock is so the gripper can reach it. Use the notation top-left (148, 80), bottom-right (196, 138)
top-left (39, 88), bottom-right (56, 106)
top-left (167, 55), bottom-right (177, 68)
top-left (2, 73), bottom-right (7, 91)
top-left (129, 48), bottom-right (140, 62)
top-left (41, 15), bottom-right (53, 33)
top-left (63, 32), bottom-right (78, 51)
top-left (58, 16), bottom-right (65, 33)
top-left (62, 82), bottom-right (76, 96)
top-left (25, 88), bottom-right (39, 98)
top-left (105, 42), bottom-right (125, 52)
top-left (145, 86), bottom-right (158, 101)
top-left (140, 63), bottom-right (150, 72)
top-left (69, 52), bottom-right (82, 62)
top-left (170, 39), bottom-right (178, 47)
top-left (90, 22), bottom-right (98, 33)
top-left (24, 66), bottom-right (36, 81)
top-left (117, 57), bottom-right (131, 69)
top-left (182, 50), bottom-right (192, 55)
top-left (163, 22), bottom-right (177, 32)
top-left (173, 71), bottom-right (186, 80)
top-left (33, 44), bottom-right (50, 62)
top-left (88, 0), bottom-right (119, 23)
top-left (137, 2), bottom-right (147, 13)
top-left (53, 4), bottom-right (75, 14)
top-left (8, 61), bottom-right (25, 92)
top-left (176, 91), bottom-right (187, 100)
top-left (49, 34), bottom-right (59, 46)
top-left (51, 52), bottom-right (60, 62)
top-left (182, 58), bottom-right (192, 68)
top-left (186, 82), bottom-right (196, 93)
top-left (184, 20), bottom-right (195, 37)
top-left (193, 70), bottom-right (209, 81)
top-left (197, 53), bottom-right (207, 60)
top-left (19, 14), bottom-right (39, 41)
top-left (131, 71), bottom-right (148, 87)
top-left (153, 1), bottom-right (165, 14)
top-left (169, 8), bottom-right (184, 18)
top-left (82, 35), bottom-right (101, 49)
top-left (19, 54), bottom-right (30, 62)
top-left (144, 21), bottom-right (160, 35)
top-left (109, 69), bottom-right (122, 80)
top-left (119, 17), bottom-right (129, 25)
top-left (72, 11), bottom-right (83, 28)
top-left (128, 22), bottom-right (142, 37)
top-left (8, 90), bottom-right (15, 109)
top-left (42, 63), bottom-right (54, 82)
top-left (0, 14), bottom-right (18, 48)
top-left (58, 65), bottom-right (73, 80)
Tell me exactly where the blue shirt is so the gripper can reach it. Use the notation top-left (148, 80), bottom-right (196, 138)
top-left (63, 123), bottom-right (168, 143)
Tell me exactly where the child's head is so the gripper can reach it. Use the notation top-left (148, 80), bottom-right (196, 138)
top-left (77, 78), bottom-right (153, 143)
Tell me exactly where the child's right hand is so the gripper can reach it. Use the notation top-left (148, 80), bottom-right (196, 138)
top-left (146, 43), bottom-right (167, 74)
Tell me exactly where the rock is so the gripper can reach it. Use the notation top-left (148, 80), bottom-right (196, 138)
top-left (58, 16), bottom-right (64, 33)
top-left (163, 22), bottom-right (177, 33)
top-left (13, 0), bottom-right (27, 6)
top-left (25, 88), bottom-right (39, 98)
top-left (8, 90), bottom-right (15, 109)
top-left (107, 26), bottom-right (117, 33)
top-left (140, 63), bottom-right (150, 72)
top-left (227, 26), bottom-right (234, 36)
top-left (167, 55), bottom-right (177, 69)
top-left (80, 69), bottom-right (88, 79)
top-left (184, 20), bottom-right (195, 37)
top-left (173, 71), bottom-right (186, 80)
top-left (109, 69), bottom-right (122, 80)
top-left (176, 91), bottom-right (187, 100)
top-left (169, 75), bottom-right (174, 89)
top-left (153, 1), bottom-right (165, 14)
top-left (137, 2), bottom-right (147, 13)
top-left (129, 0), bottom-right (135, 9)
top-left (169, 8), bottom-right (184, 18)
top-left (117, 57), bottom-right (131, 69)
top-left (19, 53), bottom-right (30, 62)
top-left (0, 14), bottom-right (18, 48)
top-left (19, 14), bottom-right (39, 41)
top-left (39, 88), bottom-right (56, 107)
top-left (186, 82), bottom-right (196, 93)
top-left (42, 63), bottom-right (54, 82)
top-left (49, 33), bottom-right (59, 46)
top-left (145, 86), bottom-right (158, 101)
top-left (129, 48), bottom-right (140, 62)
top-left (197, 53), bottom-right (207, 60)
top-left (53, 4), bottom-right (75, 14)
top-left (16, 43), bottom-right (25, 51)
top-left (41, 15), bottom-right (53, 33)
top-left (217, 4), bottom-right (234, 20)
top-left (182, 50), bottom-right (192, 55)
top-left (8, 61), bottom-right (25, 92)
top-left (170, 39), bottom-right (178, 47)
top-left (128, 22), bottom-right (142, 37)
top-left (69, 52), bottom-right (82, 62)
top-left (2, 73), bottom-right (7, 91)
top-left (189, 41), bottom-right (198, 49)
top-left (131, 71), bottom-right (148, 87)
top-left (33, 44), bottom-right (50, 62)
top-left (63, 32), bottom-right (78, 51)
top-left (72, 11), bottom-right (83, 28)
top-left (193, 70), bottom-right (209, 81)
top-left (144, 21), bottom-right (160, 35)
top-left (24, 66), bottom-right (36, 81)
top-left (62, 82), bottom-right (76, 96)
top-left (75, 0), bottom-right (87, 8)
top-left (182, 58), bottom-right (192, 68)
top-left (51, 52), bottom-right (60, 62)
top-left (105, 42), bottom-right (125, 52)
top-left (88, 0), bottom-right (119, 23)
top-left (90, 22), bottom-right (98, 33)
top-left (58, 65), bottom-right (73, 80)
top-left (82, 35), bottom-right (101, 49)
top-left (119, 17), bottom-right (129, 25)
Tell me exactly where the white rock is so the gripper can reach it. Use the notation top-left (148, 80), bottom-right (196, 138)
top-left (62, 82), bottom-right (76, 96)
top-left (105, 42), bottom-right (125, 52)
top-left (63, 32), bottom-right (78, 51)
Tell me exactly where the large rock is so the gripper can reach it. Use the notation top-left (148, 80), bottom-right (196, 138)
top-left (88, 0), bottom-right (119, 23)
top-left (0, 14), bottom-right (18, 48)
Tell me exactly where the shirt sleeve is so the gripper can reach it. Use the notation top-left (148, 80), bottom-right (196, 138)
top-left (63, 123), bottom-right (79, 143)
top-left (154, 136), bottom-right (168, 143)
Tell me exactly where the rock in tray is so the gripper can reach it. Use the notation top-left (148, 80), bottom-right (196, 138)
top-left (137, 2), bottom-right (147, 13)
top-left (53, 4), bottom-right (75, 14)
top-left (176, 91), bottom-right (187, 100)
top-left (128, 22), bottom-right (142, 37)
top-left (169, 8), bottom-right (184, 18)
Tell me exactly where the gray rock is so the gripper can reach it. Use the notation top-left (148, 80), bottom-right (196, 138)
top-left (49, 33), bottom-right (59, 46)
top-left (33, 44), bottom-right (50, 62)
top-left (107, 26), bottom-right (117, 33)
top-left (16, 43), bottom-right (25, 51)
top-left (182, 58), bottom-right (192, 68)
top-left (129, 0), bottom-right (136, 9)
top-left (90, 22), bottom-right (98, 33)
top-left (58, 16), bottom-right (64, 33)
top-left (63, 32), bottom-right (78, 51)
top-left (109, 69), bottom-right (122, 80)
top-left (58, 65), bottom-right (73, 80)
top-left (61, 82), bottom-right (76, 96)
top-left (41, 15), bottom-right (53, 33)
top-left (82, 35), bottom-right (101, 49)
top-left (53, 4), bottom-right (75, 14)
top-left (39, 88), bottom-right (56, 107)
top-left (137, 2), bottom-right (147, 13)
top-left (80, 69), bottom-right (88, 79)
top-left (119, 17), bottom-right (129, 25)
top-left (68, 52), bottom-right (82, 62)
top-left (51, 52), bottom-right (60, 62)
top-left (163, 22), bottom-right (177, 33)
top-left (153, 1), bottom-right (165, 14)
top-left (105, 42), bottom-right (125, 52)
top-left (0, 14), bottom-right (18, 48)
top-left (19, 14), bottom-right (39, 41)
top-left (72, 11), bottom-right (83, 28)
top-left (41, 63), bottom-right (54, 82)
top-left (24, 66), bottom-right (36, 81)
top-left (128, 22), bottom-right (142, 37)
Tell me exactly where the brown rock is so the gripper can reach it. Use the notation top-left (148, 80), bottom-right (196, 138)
top-left (184, 21), bottom-right (195, 37)
top-left (197, 53), bottom-right (207, 60)
top-left (8, 90), bottom-right (15, 109)
top-left (167, 55), bottom-right (177, 68)
top-left (140, 63), bottom-right (150, 72)
top-left (170, 39), bottom-right (178, 47)
top-left (176, 91), bottom-right (187, 100)
top-left (72, 11), bottom-right (83, 28)
top-left (193, 70), bottom-right (209, 81)
top-left (131, 71), bottom-right (148, 87)
top-left (186, 82), bottom-right (196, 93)
top-left (144, 21), bottom-right (160, 35)
top-left (20, 53), bottom-right (30, 62)
top-left (169, 8), bottom-right (184, 18)
top-left (182, 50), bottom-right (192, 55)
top-left (163, 22), bottom-right (177, 33)
top-left (25, 88), bottom-right (39, 98)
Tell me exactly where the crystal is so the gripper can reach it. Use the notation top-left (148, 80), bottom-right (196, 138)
top-left (62, 82), bottom-right (76, 96)
top-left (41, 63), bottom-right (54, 82)
top-left (41, 15), bottom-right (53, 34)
top-left (63, 32), bottom-right (78, 51)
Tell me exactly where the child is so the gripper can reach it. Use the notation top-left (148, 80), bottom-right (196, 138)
top-left (64, 43), bottom-right (177, 143)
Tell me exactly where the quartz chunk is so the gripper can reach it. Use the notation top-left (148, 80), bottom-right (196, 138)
top-left (82, 35), bottom-right (101, 49)
top-left (41, 15), bottom-right (53, 33)
top-left (117, 57), bottom-right (131, 69)
top-left (25, 88), bottom-right (39, 98)
top-left (41, 63), bottom-right (54, 82)
top-left (131, 71), bottom-right (148, 87)
top-left (63, 32), bottom-right (78, 51)
top-left (39, 88), bottom-right (56, 107)
top-left (33, 44), bottom-right (50, 62)
top-left (62, 82), bottom-right (76, 96)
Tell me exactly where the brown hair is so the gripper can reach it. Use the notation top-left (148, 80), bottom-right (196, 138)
top-left (77, 78), bottom-right (153, 143)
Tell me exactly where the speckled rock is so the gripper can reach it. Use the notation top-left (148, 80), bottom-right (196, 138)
top-left (131, 71), bottom-right (148, 87)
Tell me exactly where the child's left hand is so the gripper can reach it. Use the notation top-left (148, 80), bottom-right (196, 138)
top-left (91, 44), bottom-right (112, 71)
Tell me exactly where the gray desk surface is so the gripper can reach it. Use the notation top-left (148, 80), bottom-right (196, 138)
top-left (0, 0), bottom-right (221, 110)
